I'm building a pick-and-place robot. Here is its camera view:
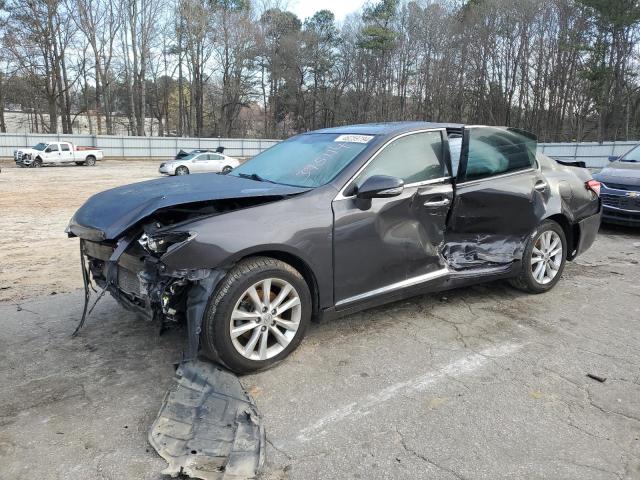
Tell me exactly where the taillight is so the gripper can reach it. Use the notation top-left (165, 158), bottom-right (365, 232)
top-left (586, 179), bottom-right (601, 196)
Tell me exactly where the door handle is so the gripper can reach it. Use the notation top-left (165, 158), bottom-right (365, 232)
top-left (534, 181), bottom-right (548, 192)
top-left (424, 198), bottom-right (450, 207)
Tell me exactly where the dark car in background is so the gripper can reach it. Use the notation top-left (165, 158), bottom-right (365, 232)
top-left (67, 122), bottom-right (602, 373)
top-left (593, 145), bottom-right (640, 226)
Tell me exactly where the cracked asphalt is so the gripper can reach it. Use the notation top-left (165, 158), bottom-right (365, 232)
top-left (0, 224), bottom-right (639, 479)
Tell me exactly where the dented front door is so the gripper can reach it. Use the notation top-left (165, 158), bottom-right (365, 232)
top-left (333, 130), bottom-right (453, 306)
top-left (445, 126), bottom-right (547, 270)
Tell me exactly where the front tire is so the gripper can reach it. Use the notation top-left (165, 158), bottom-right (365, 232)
top-left (175, 166), bottom-right (189, 175)
top-left (509, 219), bottom-right (567, 293)
top-left (201, 257), bottom-right (312, 374)
top-left (32, 158), bottom-right (42, 168)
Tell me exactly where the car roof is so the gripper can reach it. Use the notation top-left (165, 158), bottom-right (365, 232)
top-left (310, 121), bottom-right (464, 136)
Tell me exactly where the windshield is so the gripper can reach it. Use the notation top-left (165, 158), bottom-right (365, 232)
top-left (621, 146), bottom-right (640, 162)
top-left (33, 143), bottom-right (47, 151)
top-left (230, 133), bottom-right (373, 187)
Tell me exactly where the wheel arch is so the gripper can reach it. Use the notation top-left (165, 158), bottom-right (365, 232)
top-left (234, 249), bottom-right (321, 319)
top-left (544, 213), bottom-right (579, 260)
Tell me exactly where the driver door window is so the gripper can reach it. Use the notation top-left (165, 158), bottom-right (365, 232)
top-left (354, 131), bottom-right (446, 191)
top-left (46, 144), bottom-right (59, 158)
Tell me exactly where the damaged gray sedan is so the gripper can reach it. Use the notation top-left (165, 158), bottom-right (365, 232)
top-left (67, 122), bottom-right (601, 373)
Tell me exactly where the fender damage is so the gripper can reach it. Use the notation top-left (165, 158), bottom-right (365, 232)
top-left (67, 172), bottom-right (309, 361)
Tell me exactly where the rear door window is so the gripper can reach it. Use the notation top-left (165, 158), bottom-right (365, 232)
top-left (355, 130), bottom-right (446, 188)
top-left (61, 144), bottom-right (70, 151)
top-left (459, 127), bottom-right (537, 182)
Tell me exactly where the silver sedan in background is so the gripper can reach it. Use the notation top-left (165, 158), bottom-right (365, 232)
top-left (159, 152), bottom-right (240, 175)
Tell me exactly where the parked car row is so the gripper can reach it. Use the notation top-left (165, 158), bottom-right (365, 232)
top-left (11, 143), bottom-right (240, 176)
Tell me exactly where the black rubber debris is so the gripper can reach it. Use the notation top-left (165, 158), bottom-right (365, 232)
top-left (149, 360), bottom-right (264, 480)
top-left (587, 373), bottom-right (607, 383)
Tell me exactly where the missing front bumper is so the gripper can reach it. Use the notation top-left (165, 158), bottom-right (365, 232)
top-left (76, 238), bottom-right (225, 361)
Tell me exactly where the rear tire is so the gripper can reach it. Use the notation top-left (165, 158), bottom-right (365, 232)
top-left (222, 165), bottom-right (233, 174)
top-left (85, 156), bottom-right (96, 166)
top-left (201, 257), bottom-right (312, 374)
top-left (175, 166), bottom-right (189, 175)
top-left (509, 219), bottom-right (567, 294)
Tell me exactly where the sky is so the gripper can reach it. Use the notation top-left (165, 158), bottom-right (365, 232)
top-left (288, 0), bottom-right (366, 22)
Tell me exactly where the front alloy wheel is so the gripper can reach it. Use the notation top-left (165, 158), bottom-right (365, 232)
top-left (201, 257), bottom-right (311, 374)
top-left (230, 278), bottom-right (302, 361)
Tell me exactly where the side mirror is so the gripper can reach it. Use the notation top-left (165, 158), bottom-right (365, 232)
top-left (608, 155), bottom-right (619, 162)
top-left (356, 175), bottom-right (404, 200)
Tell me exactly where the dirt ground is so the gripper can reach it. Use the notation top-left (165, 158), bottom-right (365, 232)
top-left (0, 161), bottom-right (160, 301)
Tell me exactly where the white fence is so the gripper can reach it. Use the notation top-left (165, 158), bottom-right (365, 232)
top-left (0, 133), bottom-right (280, 159)
top-left (0, 133), bottom-right (636, 167)
top-left (538, 141), bottom-right (637, 168)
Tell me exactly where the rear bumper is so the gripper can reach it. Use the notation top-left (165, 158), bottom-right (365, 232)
top-left (575, 208), bottom-right (602, 256)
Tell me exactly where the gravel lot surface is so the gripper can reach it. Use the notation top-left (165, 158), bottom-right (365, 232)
top-left (0, 161), bottom-right (158, 302)
top-left (1, 161), bottom-right (639, 479)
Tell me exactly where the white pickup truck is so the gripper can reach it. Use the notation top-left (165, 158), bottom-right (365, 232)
top-left (14, 142), bottom-right (104, 167)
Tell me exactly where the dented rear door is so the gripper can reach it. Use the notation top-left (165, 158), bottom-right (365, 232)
top-left (445, 126), bottom-right (547, 270)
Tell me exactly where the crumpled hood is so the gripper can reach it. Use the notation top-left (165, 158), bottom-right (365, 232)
top-left (594, 161), bottom-right (640, 187)
top-left (67, 173), bottom-right (309, 241)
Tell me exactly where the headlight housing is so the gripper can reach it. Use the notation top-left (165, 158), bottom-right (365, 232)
top-left (139, 231), bottom-right (193, 255)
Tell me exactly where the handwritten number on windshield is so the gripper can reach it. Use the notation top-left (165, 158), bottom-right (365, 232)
top-left (296, 143), bottom-right (353, 179)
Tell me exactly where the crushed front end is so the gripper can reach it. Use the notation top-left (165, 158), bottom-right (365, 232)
top-left (73, 222), bottom-right (225, 361)
top-left (14, 150), bottom-right (33, 167)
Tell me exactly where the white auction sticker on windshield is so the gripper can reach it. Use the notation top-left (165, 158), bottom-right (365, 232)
top-left (334, 134), bottom-right (374, 144)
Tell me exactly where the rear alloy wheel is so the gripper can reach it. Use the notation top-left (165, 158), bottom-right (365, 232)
top-left (222, 165), bottom-right (233, 174)
top-left (175, 166), bottom-right (189, 175)
top-left (85, 156), bottom-right (96, 166)
top-left (509, 219), bottom-right (567, 293)
top-left (201, 257), bottom-right (311, 374)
